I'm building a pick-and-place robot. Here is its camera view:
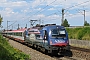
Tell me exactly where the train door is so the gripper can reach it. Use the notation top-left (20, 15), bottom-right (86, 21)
top-left (24, 29), bottom-right (29, 42)
top-left (43, 30), bottom-right (48, 46)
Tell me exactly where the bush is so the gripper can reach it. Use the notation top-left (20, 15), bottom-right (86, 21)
top-left (0, 34), bottom-right (30, 60)
top-left (66, 27), bottom-right (90, 40)
top-left (66, 28), bottom-right (82, 39)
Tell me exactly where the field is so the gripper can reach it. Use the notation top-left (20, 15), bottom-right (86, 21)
top-left (66, 27), bottom-right (90, 40)
top-left (0, 34), bottom-right (30, 60)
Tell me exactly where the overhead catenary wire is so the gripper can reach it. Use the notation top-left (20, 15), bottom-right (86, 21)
top-left (10, 0), bottom-right (90, 29)
top-left (39, 0), bottom-right (90, 22)
top-left (16, 0), bottom-right (57, 28)
top-left (8, 21), bottom-right (17, 28)
top-left (18, 0), bottom-right (90, 26)
top-left (30, 0), bottom-right (57, 16)
top-left (10, 0), bottom-right (46, 29)
top-left (65, 9), bottom-right (90, 18)
top-left (53, 0), bottom-right (90, 26)
top-left (64, 0), bottom-right (90, 13)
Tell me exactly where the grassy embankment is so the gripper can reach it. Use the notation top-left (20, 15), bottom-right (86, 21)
top-left (66, 27), bottom-right (90, 40)
top-left (0, 34), bottom-right (30, 60)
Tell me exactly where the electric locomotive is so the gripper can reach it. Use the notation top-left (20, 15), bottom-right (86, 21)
top-left (25, 24), bottom-right (71, 55)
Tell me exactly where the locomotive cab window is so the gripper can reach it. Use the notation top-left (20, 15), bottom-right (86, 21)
top-left (51, 29), bottom-right (66, 38)
top-left (36, 34), bottom-right (43, 40)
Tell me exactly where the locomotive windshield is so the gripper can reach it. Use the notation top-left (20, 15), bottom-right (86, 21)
top-left (51, 29), bottom-right (66, 38)
top-left (35, 34), bottom-right (43, 40)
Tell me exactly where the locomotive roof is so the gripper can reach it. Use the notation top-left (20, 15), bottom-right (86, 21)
top-left (29, 25), bottom-right (65, 31)
top-left (45, 25), bottom-right (64, 28)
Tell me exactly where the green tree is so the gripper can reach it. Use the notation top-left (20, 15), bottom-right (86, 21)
top-left (61, 19), bottom-right (70, 27)
top-left (0, 15), bottom-right (3, 26)
top-left (84, 21), bottom-right (89, 26)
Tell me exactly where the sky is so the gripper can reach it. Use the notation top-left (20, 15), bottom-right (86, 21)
top-left (0, 0), bottom-right (90, 30)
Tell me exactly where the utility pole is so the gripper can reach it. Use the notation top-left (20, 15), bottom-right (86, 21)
top-left (26, 24), bottom-right (27, 28)
top-left (84, 10), bottom-right (85, 26)
top-left (18, 24), bottom-right (19, 29)
top-left (61, 9), bottom-right (65, 25)
top-left (42, 20), bottom-right (44, 24)
top-left (7, 21), bottom-right (8, 32)
top-left (39, 19), bottom-right (41, 25)
top-left (12, 26), bottom-right (13, 30)
top-left (7, 21), bottom-right (10, 31)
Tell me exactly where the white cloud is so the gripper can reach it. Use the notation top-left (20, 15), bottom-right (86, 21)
top-left (0, 0), bottom-right (30, 20)
top-left (0, 1), bottom-right (28, 8)
top-left (48, 8), bottom-right (55, 10)
top-left (0, 8), bottom-right (13, 18)
top-left (86, 11), bottom-right (90, 16)
top-left (48, 14), bottom-right (60, 18)
top-left (0, 0), bottom-right (90, 29)
top-left (37, 14), bottom-right (45, 18)
top-left (0, 0), bottom-right (7, 3)
top-left (11, 1), bottom-right (28, 7)
top-left (31, 0), bottom-right (42, 8)
top-left (36, 8), bottom-right (42, 11)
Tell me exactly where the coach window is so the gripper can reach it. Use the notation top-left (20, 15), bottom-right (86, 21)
top-left (16, 33), bottom-right (18, 36)
top-left (16, 32), bottom-right (18, 36)
top-left (14, 33), bottom-right (15, 35)
top-left (21, 32), bottom-right (22, 36)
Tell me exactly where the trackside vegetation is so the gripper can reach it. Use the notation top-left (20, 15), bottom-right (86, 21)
top-left (66, 27), bottom-right (90, 40)
top-left (0, 34), bottom-right (30, 60)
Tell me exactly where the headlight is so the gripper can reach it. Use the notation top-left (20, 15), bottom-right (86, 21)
top-left (50, 40), bottom-right (52, 44)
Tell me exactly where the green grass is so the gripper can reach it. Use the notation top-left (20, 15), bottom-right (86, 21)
top-left (66, 27), bottom-right (90, 40)
top-left (0, 34), bottom-right (30, 60)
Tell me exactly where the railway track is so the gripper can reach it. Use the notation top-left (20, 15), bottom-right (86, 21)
top-left (71, 46), bottom-right (90, 60)
top-left (54, 56), bottom-right (85, 60)
top-left (71, 46), bottom-right (90, 52)
top-left (4, 36), bottom-right (86, 60)
top-left (51, 46), bottom-right (90, 60)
